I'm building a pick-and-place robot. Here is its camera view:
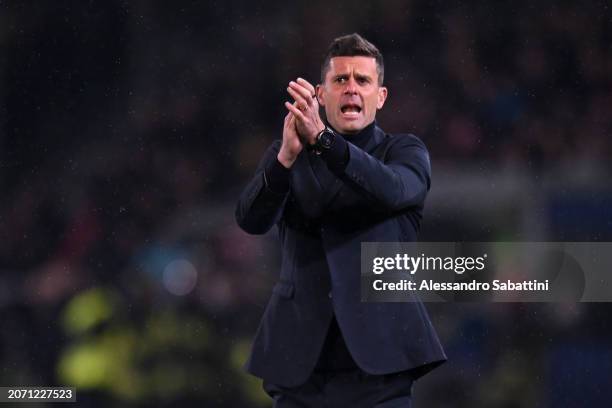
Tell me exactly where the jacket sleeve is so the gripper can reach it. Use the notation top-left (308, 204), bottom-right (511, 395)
top-left (321, 134), bottom-right (431, 212)
top-left (235, 140), bottom-right (291, 235)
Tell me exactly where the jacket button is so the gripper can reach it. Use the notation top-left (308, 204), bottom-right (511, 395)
top-left (328, 291), bottom-right (332, 299)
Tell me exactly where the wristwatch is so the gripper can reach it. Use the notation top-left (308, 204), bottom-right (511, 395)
top-left (313, 126), bottom-right (336, 154)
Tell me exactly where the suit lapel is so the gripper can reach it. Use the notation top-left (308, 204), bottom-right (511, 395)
top-left (363, 125), bottom-right (386, 155)
top-left (290, 152), bottom-right (329, 218)
top-left (310, 154), bottom-right (344, 211)
top-left (324, 126), bottom-right (386, 208)
top-left (291, 125), bottom-right (386, 218)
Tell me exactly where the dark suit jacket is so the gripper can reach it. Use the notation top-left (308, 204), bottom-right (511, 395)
top-left (236, 122), bottom-right (446, 387)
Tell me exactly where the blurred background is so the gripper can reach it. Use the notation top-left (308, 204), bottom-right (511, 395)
top-left (1, 0), bottom-right (612, 406)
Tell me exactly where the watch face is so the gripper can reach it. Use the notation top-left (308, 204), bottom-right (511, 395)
top-left (320, 130), bottom-right (334, 149)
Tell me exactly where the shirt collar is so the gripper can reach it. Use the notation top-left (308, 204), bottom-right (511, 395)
top-left (328, 120), bottom-right (378, 150)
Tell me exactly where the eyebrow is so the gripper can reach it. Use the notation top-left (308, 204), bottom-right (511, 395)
top-left (333, 72), bottom-right (373, 81)
top-left (355, 73), bottom-right (372, 81)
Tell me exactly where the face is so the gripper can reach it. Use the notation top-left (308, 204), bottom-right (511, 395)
top-left (317, 56), bottom-right (388, 134)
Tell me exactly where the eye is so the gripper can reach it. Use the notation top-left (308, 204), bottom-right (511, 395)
top-left (335, 76), bottom-right (347, 83)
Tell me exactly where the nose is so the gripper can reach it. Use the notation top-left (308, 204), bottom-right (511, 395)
top-left (343, 77), bottom-right (358, 95)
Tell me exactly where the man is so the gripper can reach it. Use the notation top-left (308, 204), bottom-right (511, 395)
top-left (236, 33), bottom-right (446, 407)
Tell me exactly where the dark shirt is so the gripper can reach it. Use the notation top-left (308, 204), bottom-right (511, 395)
top-left (315, 315), bottom-right (357, 372)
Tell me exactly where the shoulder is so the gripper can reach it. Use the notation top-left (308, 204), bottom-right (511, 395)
top-left (376, 128), bottom-right (429, 158)
top-left (378, 130), bottom-right (431, 172)
top-left (385, 132), bottom-right (428, 151)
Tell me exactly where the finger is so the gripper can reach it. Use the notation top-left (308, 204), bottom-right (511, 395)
top-left (289, 80), bottom-right (315, 104)
top-left (296, 77), bottom-right (316, 96)
top-left (287, 86), bottom-right (309, 109)
top-left (285, 101), bottom-right (305, 120)
top-left (287, 113), bottom-right (296, 126)
top-left (289, 81), bottom-right (315, 106)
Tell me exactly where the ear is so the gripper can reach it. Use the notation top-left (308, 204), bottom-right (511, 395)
top-left (316, 84), bottom-right (325, 107)
top-left (376, 86), bottom-right (388, 110)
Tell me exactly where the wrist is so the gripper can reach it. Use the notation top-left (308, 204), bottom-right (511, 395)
top-left (311, 126), bottom-right (336, 154)
top-left (277, 150), bottom-right (296, 168)
top-left (310, 124), bottom-right (326, 146)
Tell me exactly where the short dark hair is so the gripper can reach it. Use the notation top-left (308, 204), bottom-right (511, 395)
top-left (320, 33), bottom-right (384, 85)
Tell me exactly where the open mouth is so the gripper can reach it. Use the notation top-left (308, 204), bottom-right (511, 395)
top-left (340, 104), bottom-right (362, 117)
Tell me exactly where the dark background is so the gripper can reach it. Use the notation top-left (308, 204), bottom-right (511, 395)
top-left (1, 1), bottom-right (612, 406)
